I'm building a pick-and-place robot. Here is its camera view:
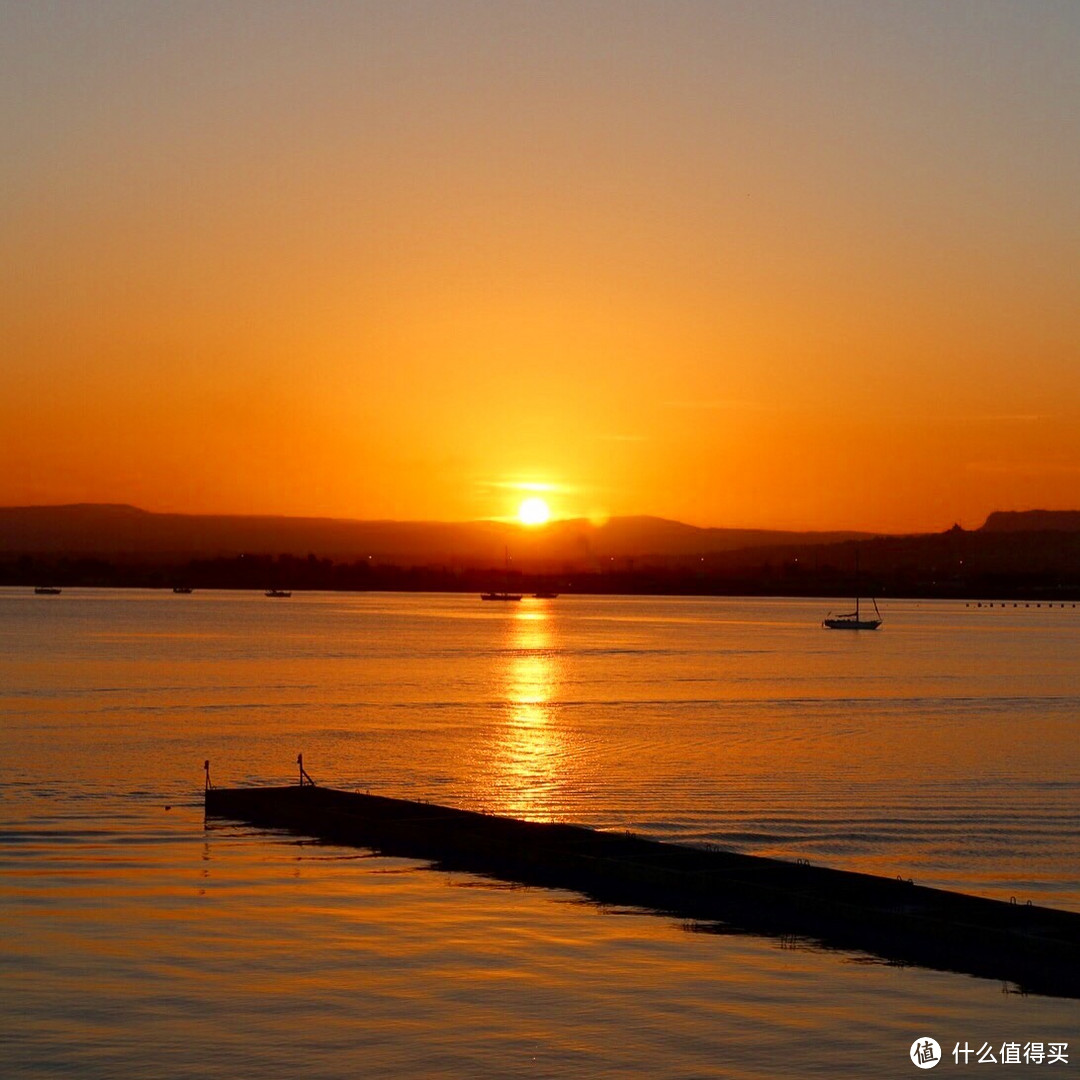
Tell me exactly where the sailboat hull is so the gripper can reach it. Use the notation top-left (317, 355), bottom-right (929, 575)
top-left (822, 549), bottom-right (882, 629)
top-left (823, 616), bottom-right (881, 630)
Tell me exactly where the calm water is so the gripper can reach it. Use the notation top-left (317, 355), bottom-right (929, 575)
top-left (2, 589), bottom-right (1078, 1077)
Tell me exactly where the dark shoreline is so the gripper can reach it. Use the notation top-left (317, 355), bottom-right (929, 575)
top-left (5, 557), bottom-right (1080, 602)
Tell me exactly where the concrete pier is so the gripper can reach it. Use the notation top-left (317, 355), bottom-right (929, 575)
top-left (205, 783), bottom-right (1080, 998)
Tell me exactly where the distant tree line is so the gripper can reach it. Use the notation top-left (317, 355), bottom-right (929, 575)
top-left (3, 538), bottom-right (1079, 600)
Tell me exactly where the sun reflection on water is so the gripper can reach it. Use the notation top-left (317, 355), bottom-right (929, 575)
top-left (482, 607), bottom-right (573, 821)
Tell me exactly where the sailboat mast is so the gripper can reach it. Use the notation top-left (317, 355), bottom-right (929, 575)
top-left (854, 548), bottom-right (860, 617)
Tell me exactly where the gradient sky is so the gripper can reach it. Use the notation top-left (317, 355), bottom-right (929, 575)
top-left (3, 1), bottom-right (1078, 532)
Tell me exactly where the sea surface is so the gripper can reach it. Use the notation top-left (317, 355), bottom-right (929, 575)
top-left (1, 588), bottom-right (1078, 1077)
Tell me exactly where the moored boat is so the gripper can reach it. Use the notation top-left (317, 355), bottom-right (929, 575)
top-left (481, 546), bottom-right (521, 601)
top-left (822, 601), bottom-right (881, 630)
top-left (823, 549), bottom-right (881, 629)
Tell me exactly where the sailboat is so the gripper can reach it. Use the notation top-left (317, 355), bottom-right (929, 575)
top-left (822, 596), bottom-right (882, 630)
top-left (822, 551), bottom-right (882, 630)
top-left (481, 547), bottom-right (523, 601)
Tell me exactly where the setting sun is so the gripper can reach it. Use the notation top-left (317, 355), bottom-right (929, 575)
top-left (518, 496), bottom-right (551, 526)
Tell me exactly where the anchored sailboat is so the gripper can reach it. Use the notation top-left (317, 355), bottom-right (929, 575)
top-left (481, 547), bottom-right (523, 601)
top-left (823, 551), bottom-right (882, 630)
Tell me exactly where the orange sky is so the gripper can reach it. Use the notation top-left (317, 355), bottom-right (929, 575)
top-left (3, 2), bottom-right (1078, 533)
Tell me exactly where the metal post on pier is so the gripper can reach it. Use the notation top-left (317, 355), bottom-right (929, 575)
top-left (297, 753), bottom-right (316, 787)
top-left (204, 759), bottom-right (212, 790)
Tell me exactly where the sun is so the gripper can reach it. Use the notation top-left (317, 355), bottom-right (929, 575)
top-left (517, 496), bottom-right (551, 526)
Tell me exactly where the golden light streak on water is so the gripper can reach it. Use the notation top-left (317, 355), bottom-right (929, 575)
top-left (485, 608), bottom-right (569, 822)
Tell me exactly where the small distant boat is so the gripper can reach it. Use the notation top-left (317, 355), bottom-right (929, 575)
top-left (265, 589), bottom-right (292, 598)
top-left (481, 547), bottom-right (521, 601)
top-left (533, 592), bottom-right (559, 599)
top-left (823, 550), bottom-right (881, 630)
top-left (34, 586), bottom-right (61, 595)
top-left (172, 586), bottom-right (193, 594)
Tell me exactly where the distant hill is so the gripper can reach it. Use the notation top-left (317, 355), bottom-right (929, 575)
top-left (0, 503), bottom-right (869, 568)
top-left (980, 510), bottom-right (1080, 533)
top-left (4, 504), bottom-right (1080, 597)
